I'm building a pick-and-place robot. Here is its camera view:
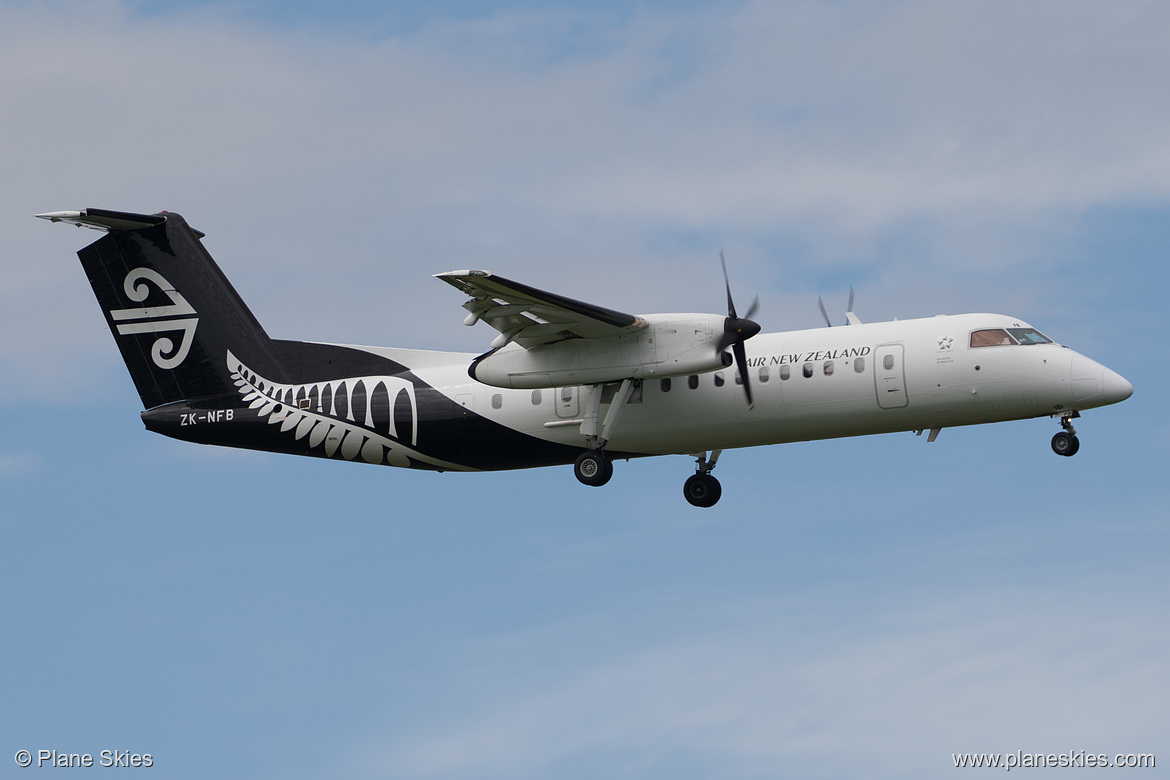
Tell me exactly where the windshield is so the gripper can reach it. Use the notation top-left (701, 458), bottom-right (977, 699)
top-left (970, 327), bottom-right (1053, 347)
top-left (970, 329), bottom-right (1014, 347)
top-left (1007, 327), bottom-right (1052, 345)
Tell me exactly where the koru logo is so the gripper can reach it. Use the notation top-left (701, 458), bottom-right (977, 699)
top-left (110, 268), bottom-right (199, 369)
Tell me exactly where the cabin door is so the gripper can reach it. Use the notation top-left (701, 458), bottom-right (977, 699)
top-left (555, 385), bottom-right (580, 418)
top-left (874, 344), bottom-right (908, 408)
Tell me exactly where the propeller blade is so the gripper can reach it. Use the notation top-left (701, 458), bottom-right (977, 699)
top-left (744, 294), bottom-right (760, 321)
top-left (847, 286), bottom-right (855, 318)
top-left (818, 295), bottom-right (833, 328)
top-left (732, 338), bottom-right (753, 408)
top-left (716, 251), bottom-right (760, 408)
top-left (720, 250), bottom-right (736, 319)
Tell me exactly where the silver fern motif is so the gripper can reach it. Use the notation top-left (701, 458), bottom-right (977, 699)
top-left (226, 350), bottom-right (423, 468)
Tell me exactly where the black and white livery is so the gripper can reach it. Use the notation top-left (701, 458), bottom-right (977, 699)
top-left (40, 208), bottom-right (1133, 507)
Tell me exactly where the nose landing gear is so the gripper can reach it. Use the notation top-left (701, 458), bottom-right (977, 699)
top-left (1051, 411), bottom-right (1081, 457)
top-left (1051, 431), bottom-right (1079, 456)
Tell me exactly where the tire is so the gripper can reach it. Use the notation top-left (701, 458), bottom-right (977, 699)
top-left (574, 449), bottom-right (613, 486)
top-left (683, 473), bottom-right (722, 507)
top-left (1051, 431), bottom-right (1080, 457)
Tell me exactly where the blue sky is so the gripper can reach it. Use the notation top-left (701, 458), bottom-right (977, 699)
top-left (2, 1), bottom-right (1167, 777)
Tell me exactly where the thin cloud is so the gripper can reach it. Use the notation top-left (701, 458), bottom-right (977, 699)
top-left (9, 1), bottom-right (1170, 240)
top-left (0, 453), bottom-right (41, 478)
top-left (6, 0), bottom-right (1167, 400)
top-left (352, 585), bottom-right (1168, 778)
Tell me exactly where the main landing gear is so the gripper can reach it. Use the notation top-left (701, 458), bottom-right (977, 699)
top-left (1051, 411), bottom-right (1081, 457)
top-left (574, 449), bottom-right (613, 487)
top-left (572, 379), bottom-right (637, 489)
top-left (683, 450), bottom-right (723, 508)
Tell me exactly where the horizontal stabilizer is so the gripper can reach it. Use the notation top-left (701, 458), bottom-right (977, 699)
top-left (36, 208), bottom-right (205, 237)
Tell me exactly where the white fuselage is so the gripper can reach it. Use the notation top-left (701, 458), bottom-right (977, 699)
top-left (368, 312), bottom-right (1132, 461)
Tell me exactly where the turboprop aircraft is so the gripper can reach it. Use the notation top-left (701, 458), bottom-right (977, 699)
top-left (40, 208), bottom-right (1133, 507)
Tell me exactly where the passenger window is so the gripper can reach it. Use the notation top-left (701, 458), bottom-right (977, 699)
top-left (714, 372), bottom-right (725, 387)
top-left (970, 329), bottom-right (1015, 347)
top-left (531, 389), bottom-right (542, 405)
top-left (823, 360), bottom-right (834, 376)
top-left (758, 366), bottom-right (769, 383)
top-left (734, 370), bottom-right (743, 385)
top-left (854, 357), bottom-right (865, 373)
top-left (802, 362), bottom-right (814, 378)
top-left (660, 378), bottom-right (671, 392)
top-left (780, 365), bottom-right (790, 380)
top-left (688, 374), bottom-right (699, 390)
top-left (491, 393), bottom-right (502, 409)
top-left (561, 387), bottom-right (572, 402)
top-left (883, 354), bottom-right (894, 370)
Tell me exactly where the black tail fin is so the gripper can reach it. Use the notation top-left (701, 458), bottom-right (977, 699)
top-left (46, 208), bottom-right (287, 410)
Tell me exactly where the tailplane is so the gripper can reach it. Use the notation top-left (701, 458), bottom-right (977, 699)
top-left (39, 208), bottom-right (286, 409)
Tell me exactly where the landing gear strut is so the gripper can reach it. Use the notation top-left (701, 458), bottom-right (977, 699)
top-left (572, 379), bottom-right (637, 488)
top-left (1051, 411), bottom-right (1081, 457)
top-left (684, 450), bottom-right (723, 508)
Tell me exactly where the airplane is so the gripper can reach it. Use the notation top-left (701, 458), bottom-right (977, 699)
top-left (39, 207), bottom-right (1133, 507)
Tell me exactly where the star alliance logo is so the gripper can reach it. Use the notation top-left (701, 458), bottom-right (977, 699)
top-left (938, 336), bottom-right (954, 351)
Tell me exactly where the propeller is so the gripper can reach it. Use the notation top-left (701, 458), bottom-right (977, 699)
top-left (818, 286), bottom-right (856, 327)
top-left (717, 251), bottom-right (761, 408)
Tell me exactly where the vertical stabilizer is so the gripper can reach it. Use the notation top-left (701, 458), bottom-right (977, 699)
top-left (44, 209), bottom-right (286, 409)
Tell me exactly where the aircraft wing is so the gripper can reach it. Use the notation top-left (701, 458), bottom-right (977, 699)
top-left (435, 270), bottom-right (646, 349)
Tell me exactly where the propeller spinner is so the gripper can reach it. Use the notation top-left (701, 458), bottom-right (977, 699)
top-left (717, 251), bottom-right (761, 408)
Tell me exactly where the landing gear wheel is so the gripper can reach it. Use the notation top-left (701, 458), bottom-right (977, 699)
top-left (574, 449), bottom-right (613, 486)
top-left (683, 473), bottom-right (722, 508)
top-left (1051, 431), bottom-right (1080, 457)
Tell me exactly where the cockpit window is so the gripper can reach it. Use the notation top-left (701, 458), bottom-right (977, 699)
top-left (970, 327), bottom-right (1053, 347)
top-left (970, 329), bottom-right (1015, 347)
top-left (1007, 327), bottom-right (1052, 345)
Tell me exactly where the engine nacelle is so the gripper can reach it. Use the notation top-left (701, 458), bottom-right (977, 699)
top-left (470, 313), bottom-right (728, 389)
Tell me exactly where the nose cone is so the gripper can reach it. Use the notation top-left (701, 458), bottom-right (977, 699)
top-left (1101, 367), bottom-right (1134, 405)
